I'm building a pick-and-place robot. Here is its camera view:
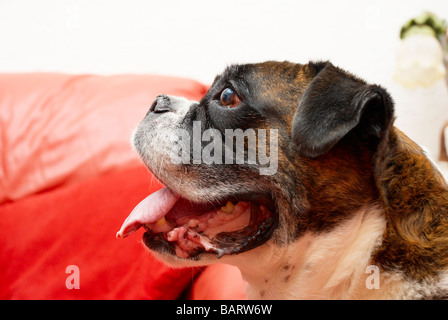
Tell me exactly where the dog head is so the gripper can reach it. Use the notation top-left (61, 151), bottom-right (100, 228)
top-left (117, 61), bottom-right (394, 266)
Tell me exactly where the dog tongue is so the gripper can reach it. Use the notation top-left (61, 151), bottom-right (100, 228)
top-left (116, 187), bottom-right (180, 239)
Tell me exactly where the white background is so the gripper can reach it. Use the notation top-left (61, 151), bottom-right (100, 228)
top-left (1, 0), bottom-right (445, 83)
top-left (0, 0), bottom-right (447, 160)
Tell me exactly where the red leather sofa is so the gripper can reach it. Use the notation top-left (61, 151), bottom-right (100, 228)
top-left (0, 73), bottom-right (246, 300)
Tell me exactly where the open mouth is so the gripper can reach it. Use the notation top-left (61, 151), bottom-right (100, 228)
top-left (116, 187), bottom-right (277, 259)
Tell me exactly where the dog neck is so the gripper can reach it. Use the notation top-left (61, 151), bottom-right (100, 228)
top-left (232, 127), bottom-right (448, 299)
top-left (230, 204), bottom-right (386, 299)
top-left (371, 128), bottom-right (448, 282)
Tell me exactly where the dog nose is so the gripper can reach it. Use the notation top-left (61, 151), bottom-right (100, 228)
top-left (150, 95), bottom-right (174, 113)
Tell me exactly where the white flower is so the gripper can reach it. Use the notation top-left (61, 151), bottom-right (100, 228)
top-left (394, 34), bottom-right (446, 88)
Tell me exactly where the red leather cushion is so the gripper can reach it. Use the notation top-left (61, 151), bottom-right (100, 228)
top-left (187, 264), bottom-right (247, 300)
top-left (0, 165), bottom-right (203, 299)
top-left (0, 73), bottom-right (208, 203)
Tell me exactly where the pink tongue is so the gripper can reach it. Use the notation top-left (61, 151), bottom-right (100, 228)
top-left (116, 187), bottom-right (180, 239)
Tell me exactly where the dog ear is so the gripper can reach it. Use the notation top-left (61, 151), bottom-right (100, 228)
top-left (292, 61), bottom-right (395, 158)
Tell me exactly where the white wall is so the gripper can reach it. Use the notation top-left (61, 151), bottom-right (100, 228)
top-left (0, 0), bottom-right (445, 83)
top-left (1, 0), bottom-right (447, 159)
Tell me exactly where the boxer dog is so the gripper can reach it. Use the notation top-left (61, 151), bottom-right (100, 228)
top-left (117, 61), bottom-right (448, 299)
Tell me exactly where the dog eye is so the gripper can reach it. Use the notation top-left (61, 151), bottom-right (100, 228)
top-left (220, 87), bottom-right (241, 108)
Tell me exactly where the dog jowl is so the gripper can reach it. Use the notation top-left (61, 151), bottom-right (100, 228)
top-left (117, 61), bottom-right (448, 299)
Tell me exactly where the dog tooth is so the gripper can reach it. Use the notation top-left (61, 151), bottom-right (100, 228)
top-left (188, 219), bottom-right (200, 228)
top-left (155, 216), bottom-right (167, 226)
top-left (220, 201), bottom-right (234, 213)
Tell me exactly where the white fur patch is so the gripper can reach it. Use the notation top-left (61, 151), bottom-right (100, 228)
top-left (235, 204), bottom-right (388, 299)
